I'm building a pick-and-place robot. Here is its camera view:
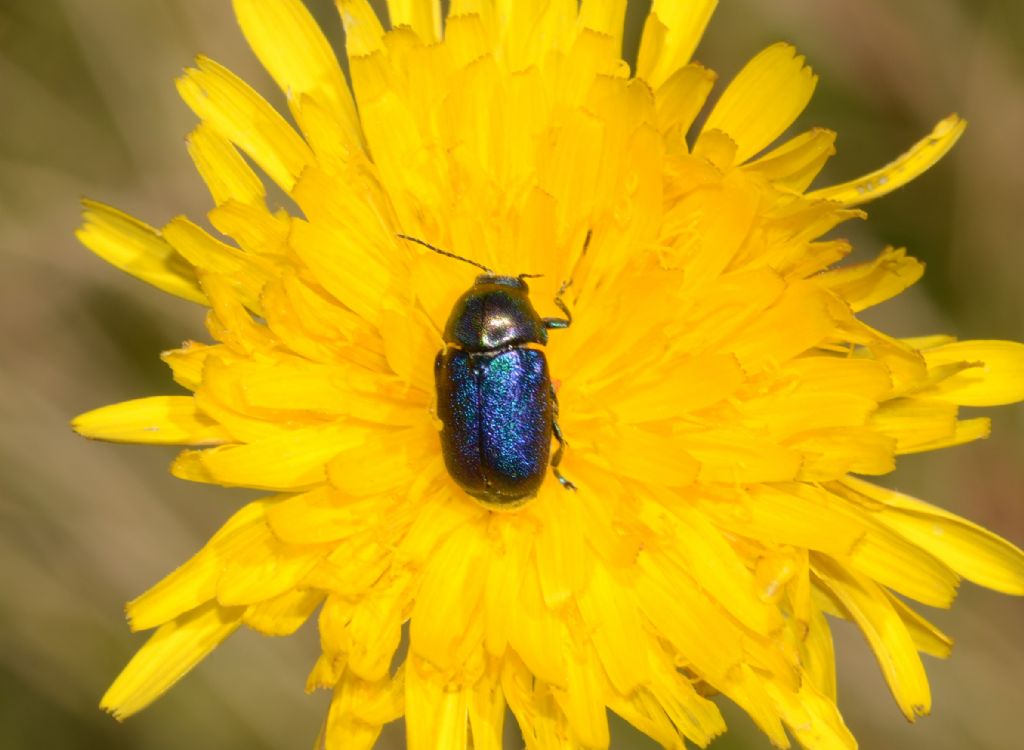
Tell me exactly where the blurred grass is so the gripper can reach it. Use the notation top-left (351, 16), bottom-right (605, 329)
top-left (0, 1), bottom-right (1021, 749)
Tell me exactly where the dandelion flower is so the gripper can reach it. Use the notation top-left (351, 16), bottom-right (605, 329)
top-left (74, 1), bottom-right (1024, 748)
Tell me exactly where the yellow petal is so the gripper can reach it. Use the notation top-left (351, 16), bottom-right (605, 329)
top-left (269, 487), bottom-right (381, 545)
top-left (505, 559), bottom-right (568, 688)
top-left (346, 573), bottom-right (411, 681)
top-left (902, 334), bottom-right (958, 350)
top-left (243, 588), bottom-right (324, 635)
top-left (807, 114), bottom-right (966, 207)
top-left (578, 0), bottom-right (627, 42)
top-left (308, 539), bottom-right (395, 600)
top-left (802, 602), bottom-right (837, 700)
top-left (635, 550), bottom-right (744, 686)
top-left (718, 665), bottom-right (788, 747)
top-left (707, 484), bottom-right (864, 556)
top-left (921, 340), bottom-right (1024, 406)
top-left (843, 520), bottom-right (960, 609)
top-left (192, 356), bottom-right (304, 444)
top-left (327, 427), bottom-right (434, 496)
top-left (554, 643), bottom-right (610, 749)
top-left (660, 498), bottom-right (784, 636)
top-left (127, 555), bottom-right (217, 632)
top-left (101, 602), bottom-right (242, 720)
top-left (207, 198), bottom-right (290, 256)
top-left (160, 341), bottom-right (212, 391)
top-left (756, 550), bottom-right (801, 608)
top-left (338, 0), bottom-right (387, 57)
top-left (703, 43), bottom-right (818, 163)
top-left (532, 488), bottom-right (591, 609)
top-left (647, 663), bottom-right (727, 747)
top-left (387, 0), bottom-right (442, 41)
top-left (439, 58), bottom-right (538, 211)
top-left (76, 200), bottom-right (204, 304)
top-left (886, 593), bottom-right (953, 659)
top-left (608, 353), bottom-right (745, 424)
top-left (231, 358), bottom-right (426, 425)
top-left (725, 281), bottom-right (836, 372)
top-left (199, 273), bottom-right (276, 356)
top-left (841, 318), bottom-right (929, 394)
top-left (653, 63), bottom-right (717, 150)
top-left (172, 424), bottom-right (364, 491)
top-left (899, 416), bottom-right (991, 454)
top-left (576, 564), bottom-right (651, 695)
top-left (405, 660), bottom-right (470, 750)
top-left (502, 655), bottom-right (574, 748)
top-left (186, 123), bottom-right (265, 207)
top-left (791, 427), bottom-right (896, 479)
top-left (764, 678), bottom-right (856, 750)
top-left (691, 128), bottom-right (737, 171)
top-left (176, 56), bottom-right (313, 192)
top-left (816, 246), bottom-right (924, 312)
top-left (608, 654), bottom-right (725, 748)
top-left (637, 0), bottom-right (718, 89)
top-left (379, 304), bottom-right (442, 392)
top-left (468, 671), bottom-right (505, 750)
top-left (345, 90), bottom-right (428, 239)
top-left (317, 593), bottom-right (353, 667)
top-left (535, 108), bottom-right (606, 231)
top-left (287, 216), bottom-right (401, 328)
top-left (233, 0), bottom-right (362, 149)
top-left (784, 355), bottom-right (893, 402)
top-left (681, 428), bottom-right (803, 484)
top-left (495, 0), bottom-right (576, 72)
top-left (839, 477), bottom-right (1024, 595)
top-left (307, 653), bottom-right (344, 693)
top-left (443, 14), bottom-right (491, 71)
top-left (782, 239), bottom-right (852, 280)
top-left (162, 216), bottom-right (274, 314)
top-left (482, 519), bottom-right (532, 659)
top-left (396, 488), bottom-right (484, 566)
top-left (72, 396), bottom-right (229, 445)
top-left (323, 669), bottom-right (404, 750)
top-left (261, 273), bottom-right (387, 370)
top-left (744, 128), bottom-right (837, 192)
top-left (668, 268), bottom-right (786, 349)
top-left (812, 556), bottom-right (930, 720)
top-left (869, 397), bottom-right (959, 453)
top-left (410, 520), bottom-right (488, 673)
top-left (736, 375), bottom-right (878, 440)
top-left (126, 502), bottom-right (270, 630)
top-left (215, 518), bottom-right (321, 607)
top-left (580, 423), bottom-right (699, 487)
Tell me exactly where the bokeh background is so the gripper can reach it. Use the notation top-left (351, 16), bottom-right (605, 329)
top-left (2, 0), bottom-right (1022, 748)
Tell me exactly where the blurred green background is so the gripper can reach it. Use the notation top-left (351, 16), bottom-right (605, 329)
top-left (1, 1), bottom-right (1021, 748)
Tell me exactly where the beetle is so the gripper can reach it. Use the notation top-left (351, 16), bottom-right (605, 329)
top-left (399, 234), bottom-right (577, 508)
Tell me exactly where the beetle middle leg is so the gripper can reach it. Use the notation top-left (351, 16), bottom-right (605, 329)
top-left (550, 384), bottom-right (576, 491)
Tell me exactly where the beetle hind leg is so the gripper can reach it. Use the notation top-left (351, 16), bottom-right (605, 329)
top-left (550, 386), bottom-right (576, 492)
top-left (552, 423), bottom-right (576, 491)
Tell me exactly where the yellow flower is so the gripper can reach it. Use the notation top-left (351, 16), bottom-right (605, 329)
top-left (73, 1), bottom-right (1024, 749)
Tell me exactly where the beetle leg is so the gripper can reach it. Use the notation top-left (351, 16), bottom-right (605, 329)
top-left (550, 384), bottom-right (576, 491)
top-left (552, 421), bottom-right (576, 491)
top-left (543, 279), bottom-right (573, 330)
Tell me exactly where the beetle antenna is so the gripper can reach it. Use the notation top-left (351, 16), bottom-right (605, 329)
top-left (397, 234), bottom-right (493, 274)
top-left (558, 228), bottom-right (591, 295)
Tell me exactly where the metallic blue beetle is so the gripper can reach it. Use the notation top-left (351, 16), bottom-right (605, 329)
top-left (400, 235), bottom-right (575, 507)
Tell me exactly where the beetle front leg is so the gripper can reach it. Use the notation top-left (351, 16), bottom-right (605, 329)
top-left (543, 279), bottom-right (573, 330)
top-left (550, 384), bottom-right (576, 491)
